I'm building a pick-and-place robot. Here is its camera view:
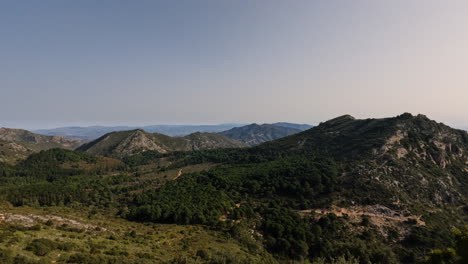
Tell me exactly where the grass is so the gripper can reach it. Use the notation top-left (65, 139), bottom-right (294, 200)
top-left (0, 206), bottom-right (272, 263)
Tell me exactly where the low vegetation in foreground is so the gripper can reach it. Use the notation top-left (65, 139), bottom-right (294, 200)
top-left (0, 114), bottom-right (467, 263)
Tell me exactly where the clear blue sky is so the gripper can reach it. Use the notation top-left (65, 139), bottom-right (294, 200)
top-left (1, 1), bottom-right (467, 129)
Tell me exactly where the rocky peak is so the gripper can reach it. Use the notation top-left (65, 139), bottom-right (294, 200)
top-left (114, 130), bottom-right (167, 155)
top-left (320, 115), bottom-right (355, 126)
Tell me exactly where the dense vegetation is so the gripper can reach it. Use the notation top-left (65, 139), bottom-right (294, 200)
top-left (0, 114), bottom-right (466, 263)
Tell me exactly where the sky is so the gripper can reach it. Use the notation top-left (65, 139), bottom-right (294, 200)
top-left (1, 0), bottom-right (467, 129)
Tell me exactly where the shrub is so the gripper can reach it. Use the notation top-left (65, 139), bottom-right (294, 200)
top-left (25, 238), bottom-right (58, 256)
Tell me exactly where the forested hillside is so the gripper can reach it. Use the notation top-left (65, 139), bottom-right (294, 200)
top-left (0, 114), bottom-right (467, 263)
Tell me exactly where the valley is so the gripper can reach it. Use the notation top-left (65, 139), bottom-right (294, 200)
top-left (0, 114), bottom-right (466, 263)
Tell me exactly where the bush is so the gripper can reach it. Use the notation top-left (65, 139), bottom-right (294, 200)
top-left (25, 238), bottom-right (58, 256)
top-left (196, 249), bottom-right (209, 260)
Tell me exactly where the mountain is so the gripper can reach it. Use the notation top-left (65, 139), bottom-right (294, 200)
top-left (33, 123), bottom-right (311, 142)
top-left (0, 139), bottom-right (34, 164)
top-left (260, 113), bottom-right (468, 206)
top-left (272, 122), bottom-right (313, 131)
top-left (219, 123), bottom-right (303, 146)
top-left (123, 113), bottom-right (468, 262)
top-left (1, 114), bottom-right (467, 263)
top-left (34, 124), bottom-right (246, 141)
top-left (142, 124), bottom-right (247, 136)
top-left (76, 129), bottom-right (247, 157)
top-left (0, 128), bottom-right (83, 163)
top-left (33, 126), bottom-right (135, 141)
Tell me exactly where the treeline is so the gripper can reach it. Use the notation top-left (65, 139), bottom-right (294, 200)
top-left (126, 156), bottom-right (338, 225)
top-left (0, 149), bottom-right (122, 208)
top-left (417, 226), bottom-right (468, 264)
top-left (259, 205), bottom-right (398, 262)
top-left (124, 145), bottom-right (316, 168)
top-left (1, 149), bottom-right (96, 181)
top-left (3, 181), bottom-right (116, 207)
top-left (0, 147), bottom-right (462, 263)
top-left (127, 175), bottom-right (233, 225)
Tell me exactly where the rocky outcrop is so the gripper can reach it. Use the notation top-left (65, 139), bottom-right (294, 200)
top-left (258, 113), bottom-right (468, 208)
top-left (0, 128), bottom-right (83, 163)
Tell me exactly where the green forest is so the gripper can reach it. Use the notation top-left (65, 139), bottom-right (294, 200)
top-left (0, 146), bottom-right (466, 263)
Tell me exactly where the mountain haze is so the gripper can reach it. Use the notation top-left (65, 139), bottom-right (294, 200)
top-left (219, 123), bottom-right (303, 146)
top-left (272, 122), bottom-right (313, 131)
top-left (34, 124), bottom-right (246, 141)
top-left (33, 123), bottom-right (311, 142)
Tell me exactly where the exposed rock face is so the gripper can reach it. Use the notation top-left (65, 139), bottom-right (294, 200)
top-left (0, 128), bottom-right (83, 163)
top-left (0, 128), bottom-right (82, 149)
top-left (77, 129), bottom-right (247, 157)
top-left (376, 115), bottom-right (467, 169)
top-left (113, 130), bottom-right (168, 155)
top-left (0, 140), bottom-right (33, 163)
top-left (258, 113), bottom-right (468, 208)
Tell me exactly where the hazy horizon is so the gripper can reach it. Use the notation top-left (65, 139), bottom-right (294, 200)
top-left (2, 1), bottom-right (467, 130)
top-left (3, 112), bottom-right (467, 131)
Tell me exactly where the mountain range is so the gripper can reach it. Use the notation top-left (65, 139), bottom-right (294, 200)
top-left (33, 124), bottom-right (246, 141)
top-left (33, 122), bottom-right (312, 141)
top-left (0, 122), bottom-right (312, 162)
top-left (76, 129), bottom-right (247, 157)
top-left (0, 113), bottom-right (467, 263)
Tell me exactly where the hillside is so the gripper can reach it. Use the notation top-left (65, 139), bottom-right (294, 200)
top-left (77, 129), bottom-right (247, 157)
top-left (0, 140), bottom-right (34, 164)
top-left (219, 123), bottom-right (302, 146)
top-left (0, 128), bottom-right (83, 163)
top-left (1, 114), bottom-right (467, 263)
top-left (129, 113), bottom-right (467, 262)
top-left (259, 113), bottom-right (468, 206)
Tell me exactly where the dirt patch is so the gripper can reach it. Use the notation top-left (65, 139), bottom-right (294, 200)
top-left (0, 212), bottom-right (107, 231)
top-left (298, 205), bottom-right (425, 227)
top-left (174, 169), bottom-right (183, 180)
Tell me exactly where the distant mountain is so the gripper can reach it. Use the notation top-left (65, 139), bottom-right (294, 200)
top-left (77, 129), bottom-right (247, 157)
top-left (219, 123), bottom-right (303, 146)
top-left (33, 126), bottom-right (135, 141)
top-left (0, 128), bottom-right (83, 163)
top-left (272, 122), bottom-right (313, 131)
top-left (34, 124), bottom-right (246, 141)
top-left (142, 124), bottom-right (247, 136)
